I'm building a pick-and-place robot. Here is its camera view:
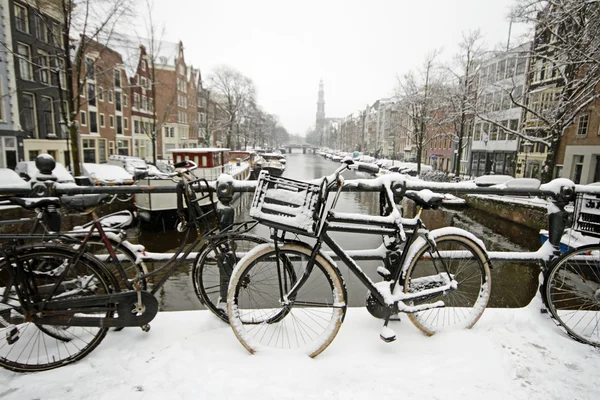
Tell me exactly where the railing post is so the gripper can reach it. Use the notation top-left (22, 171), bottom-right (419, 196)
top-left (216, 176), bottom-right (235, 230)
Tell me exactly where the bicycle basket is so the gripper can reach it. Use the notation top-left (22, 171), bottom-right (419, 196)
top-left (249, 171), bottom-right (326, 236)
top-left (573, 192), bottom-right (600, 238)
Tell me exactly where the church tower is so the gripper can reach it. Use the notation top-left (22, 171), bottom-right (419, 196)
top-left (315, 80), bottom-right (325, 139)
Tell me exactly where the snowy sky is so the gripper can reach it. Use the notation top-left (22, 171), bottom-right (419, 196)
top-left (143, 0), bottom-right (530, 136)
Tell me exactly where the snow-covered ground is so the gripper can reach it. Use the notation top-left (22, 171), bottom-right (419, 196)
top-left (1, 295), bottom-right (599, 400)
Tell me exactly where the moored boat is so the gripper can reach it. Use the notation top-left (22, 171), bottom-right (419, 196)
top-left (255, 153), bottom-right (285, 176)
top-left (135, 148), bottom-right (251, 228)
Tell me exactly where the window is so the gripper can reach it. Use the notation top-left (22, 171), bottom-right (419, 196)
top-left (516, 57), bottom-right (527, 75)
top-left (124, 117), bottom-right (128, 130)
top-left (52, 23), bottom-right (63, 47)
top-left (117, 140), bottom-right (129, 156)
top-left (17, 43), bottom-right (33, 81)
top-left (41, 96), bottom-right (55, 135)
top-left (134, 93), bottom-right (140, 109)
top-left (80, 110), bottom-right (87, 126)
top-left (109, 115), bottom-right (114, 128)
top-left (114, 70), bottom-right (121, 87)
top-left (57, 58), bottom-right (67, 89)
top-left (87, 83), bottom-right (96, 106)
top-left (572, 155), bottom-right (584, 184)
top-left (116, 116), bottom-right (123, 134)
top-left (141, 60), bottom-right (146, 71)
top-left (134, 120), bottom-right (140, 133)
top-left (98, 87), bottom-right (104, 101)
top-left (100, 113), bottom-right (105, 127)
top-left (109, 141), bottom-right (115, 156)
top-left (123, 94), bottom-right (128, 107)
top-left (497, 60), bottom-right (506, 81)
top-left (82, 139), bottom-right (96, 163)
top-left (141, 77), bottom-right (146, 88)
top-left (108, 90), bottom-right (113, 103)
top-left (115, 91), bottom-right (121, 112)
top-left (0, 79), bottom-right (4, 122)
top-left (98, 139), bottom-right (106, 163)
top-left (34, 15), bottom-right (48, 42)
top-left (506, 58), bottom-right (516, 79)
top-left (22, 93), bottom-right (37, 137)
top-left (89, 111), bottom-right (98, 133)
top-left (576, 113), bottom-right (590, 136)
top-left (38, 51), bottom-right (50, 84)
top-left (29, 150), bottom-right (40, 160)
top-left (142, 95), bottom-right (147, 111)
top-left (85, 57), bottom-right (95, 80)
top-left (14, 3), bottom-right (29, 33)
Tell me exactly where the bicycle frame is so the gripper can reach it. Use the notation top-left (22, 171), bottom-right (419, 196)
top-left (272, 168), bottom-right (455, 311)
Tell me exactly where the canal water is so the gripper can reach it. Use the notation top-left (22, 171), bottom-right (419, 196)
top-left (132, 151), bottom-right (541, 311)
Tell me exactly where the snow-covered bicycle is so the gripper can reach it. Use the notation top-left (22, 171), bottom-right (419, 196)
top-left (227, 159), bottom-right (492, 357)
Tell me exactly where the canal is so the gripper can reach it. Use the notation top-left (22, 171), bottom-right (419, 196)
top-left (133, 151), bottom-right (542, 311)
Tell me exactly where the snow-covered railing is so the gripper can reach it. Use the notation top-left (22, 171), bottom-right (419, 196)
top-left (2, 175), bottom-right (600, 199)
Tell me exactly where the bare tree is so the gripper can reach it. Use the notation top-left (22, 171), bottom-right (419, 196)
top-left (476, 0), bottom-right (600, 182)
top-left (395, 51), bottom-right (442, 174)
top-left (440, 30), bottom-right (486, 177)
top-left (207, 66), bottom-right (256, 149)
top-left (53, 0), bottom-right (133, 175)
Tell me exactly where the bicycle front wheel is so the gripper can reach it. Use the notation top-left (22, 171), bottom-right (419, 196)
top-left (228, 243), bottom-right (347, 358)
top-left (403, 233), bottom-right (491, 335)
top-left (192, 234), bottom-right (268, 322)
top-left (0, 246), bottom-right (113, 372)
top-left (544, 244), bottom-right (600, 347)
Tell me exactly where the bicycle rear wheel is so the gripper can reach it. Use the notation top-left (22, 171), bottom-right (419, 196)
top-left (192, 234), bottom-right (269, 322)
top-left (544, 244), bottom-right (600, 347)
top-left (403, 233), bottom-right (491, 335)
top-left (228, 243), bottom-right (347, 358)
top-left (0, 246), bottom-right (113, 372)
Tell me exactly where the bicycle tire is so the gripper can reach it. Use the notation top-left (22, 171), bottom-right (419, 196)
top-left (403, 232), bottom-right (492, 336)
top-left (227, 242), bottom-right (347, 358)
top-left (544, 243), bottom-right (600, 347)
top-left (192, 234), bottom-right (270, 322)
top-left (0, 245), bottom-right (114, 372)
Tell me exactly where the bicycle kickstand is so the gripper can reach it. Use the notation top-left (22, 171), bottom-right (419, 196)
top-left (379, 311), bottom-right (397, 343)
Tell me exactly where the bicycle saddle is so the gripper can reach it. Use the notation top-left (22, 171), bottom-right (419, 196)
top-left (9, 196), bottom-right (61, 210)
top-left (60, 194), bottom-right (109, 210)
top-left (405, 190), bottom-right (445, 210)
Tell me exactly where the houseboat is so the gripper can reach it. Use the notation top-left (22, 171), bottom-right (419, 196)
top-left (135, 148), bottom-right (251, 228)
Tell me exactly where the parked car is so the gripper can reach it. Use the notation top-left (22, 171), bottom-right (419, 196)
top-left (82, 163), bottom-right (134, 185)
top-left (15, 161), bottom-right (75, 184)
top-left (108, 155), bottom-right (150, 179)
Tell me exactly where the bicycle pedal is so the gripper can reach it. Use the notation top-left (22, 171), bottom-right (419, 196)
top-left (388, 313), bottom-right (401, 322)
top-left (140, 324), bottom-right (151, 332)
top-left (6, 327), bottom-right (19, 345)
top-left (379, 325), bottom-right (396, 343)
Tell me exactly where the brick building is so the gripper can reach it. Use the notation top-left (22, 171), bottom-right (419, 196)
top-left (76, 38), bottom-right (132, 164)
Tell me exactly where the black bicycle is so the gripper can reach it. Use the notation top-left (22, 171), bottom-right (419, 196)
top-left (0, 161), bottom-right (277, 372)
top-left (227, 160), bottom-right (492, 357)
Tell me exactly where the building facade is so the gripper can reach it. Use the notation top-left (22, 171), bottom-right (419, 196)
top-left (0, 0), bottom-right (21, 168)
top-left (9, 0), bottom-right (69, 165)
top-left (470, 44), bottom-right (530, 177)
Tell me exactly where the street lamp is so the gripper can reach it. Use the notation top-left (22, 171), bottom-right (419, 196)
top-left (522, 140), bottom-right (533, 178)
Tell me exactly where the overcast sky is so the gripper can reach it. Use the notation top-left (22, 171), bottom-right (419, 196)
top-left (147, 0), bottom-right (530, 136)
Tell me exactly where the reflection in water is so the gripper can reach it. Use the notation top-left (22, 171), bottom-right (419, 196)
top-left (134, 152), bottom-right (542, 310)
